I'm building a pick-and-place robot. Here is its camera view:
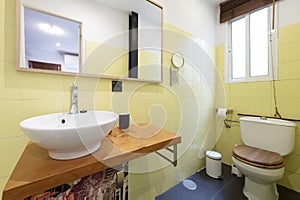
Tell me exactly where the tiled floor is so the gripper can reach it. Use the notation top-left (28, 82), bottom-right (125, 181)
top-left (156, 164), bottom-right (300, 200)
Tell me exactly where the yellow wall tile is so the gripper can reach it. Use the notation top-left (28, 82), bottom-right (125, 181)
top-left (248, 82), bottom-right (272, 98)
top-left (95, 91), bottom-right (113, 104)
top-left (0, 100), bottom-right (23, 139)
top-left (3, 23), bottom-right (16, 62)
top-left (63, 76), bottom-right (102, 111)
top-left (94, 99), bottom-right (113, 111)
top-left (278, 171), bottom-right (300, 192)
top-left (284, 154), bottom-right (300, 174)
top-left (0, 22), bottom-right (4, 61)
top-left (20, 73), bottom-right (64, 100)
top-left (192, 82), bottom-right (206, 98)
top-left (96, 79), bottom-right (112, 92)
top-left (228, 97), bottom-right (250, 114)
top-left (216, 125), bottom-right (242, 164)
top-left (278, 61), bottom-right (300, 80)
top-left (128, 172), bottom-right (153, 192)
top-left (293, 136), bottom-right (300, 155)
top-left (128, 99), bottom-right (152, 123)
top-left (0, 136), bottom-right (28, 178)
top-left (215, 45), bottom-right (224, 59)
top-left (159, 96), bottom-right (181, 117)
top-left (277, 98), bottom-right (300, 119)
top-left (295, 122), bottom-right (300, 137)
top-left (278, 23), bottom-right (300, 45)
top-left (62, 76), bottom-right (77, 90)
top-left (223, 84), bottom-right (231, 103)
top-left (0, 62), bottom-right (21, 100)
top-left (0, 0), bottom-right (4, 23)
top-left (275, 80), bottom-right (300, 98)
top-left (229, 83), bottom-right (249, 97)
top-left (163, 116), bottom-right (181, 133)
top-left (278, 42), bottom-right (300, 63)
top-left (248, 98), bottom-right (272, 116)
top-left (3, 0), bottom-right (16, 25)
top-left (215, 45), bottom-right (225, 71)
top-left (20, 99), bottom-right (64, 120)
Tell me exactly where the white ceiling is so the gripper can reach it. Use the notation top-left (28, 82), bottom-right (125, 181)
top-left (24, 7), bottom-right (80, 55)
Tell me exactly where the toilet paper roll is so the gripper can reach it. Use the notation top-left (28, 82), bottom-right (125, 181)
top-left (217, 108), bottom-right (227, 117)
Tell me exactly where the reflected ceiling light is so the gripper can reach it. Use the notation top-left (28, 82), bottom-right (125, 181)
top-left (38, 23), bottom-right (65, 35)
top-left (56, 42), bottom-right (61, 47)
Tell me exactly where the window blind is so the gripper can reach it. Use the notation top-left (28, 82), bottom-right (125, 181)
top-left (219, 0), bottom-right (277, 23)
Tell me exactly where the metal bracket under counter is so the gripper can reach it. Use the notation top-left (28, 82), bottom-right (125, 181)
top-left (155, 144), bottom-right (178, 167)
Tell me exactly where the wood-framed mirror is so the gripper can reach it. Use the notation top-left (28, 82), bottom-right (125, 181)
top-left (16, 0), bottom-right (163, 83)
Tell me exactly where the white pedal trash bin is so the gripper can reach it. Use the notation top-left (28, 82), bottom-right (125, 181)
top-left (206, 151), bottom-right (222, 179)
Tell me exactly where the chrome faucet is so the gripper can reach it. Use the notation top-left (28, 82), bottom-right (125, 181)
top-left (70, 83), bottom-right (78, 114)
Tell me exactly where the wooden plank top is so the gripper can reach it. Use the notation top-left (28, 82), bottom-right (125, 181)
top-left (2, 124), bottom-right (181, 200)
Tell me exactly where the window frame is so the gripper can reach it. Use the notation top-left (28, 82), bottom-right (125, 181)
top-left (225, 5), bottom-right (278, 83)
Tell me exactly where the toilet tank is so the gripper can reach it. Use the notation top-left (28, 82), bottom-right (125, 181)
top-left (239, 117), bottom-right (296, 156)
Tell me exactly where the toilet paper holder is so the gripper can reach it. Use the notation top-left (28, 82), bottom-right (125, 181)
top-left (216, 108), bottom-right (239, 128)
top-left (224, 119), bottom-right (239, 128)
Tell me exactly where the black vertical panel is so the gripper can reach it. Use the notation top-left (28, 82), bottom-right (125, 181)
top-left (128, 11), bottom-right (138, 78)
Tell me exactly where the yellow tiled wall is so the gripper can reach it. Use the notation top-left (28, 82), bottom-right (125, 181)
top-left (215, 22), bottom-right (300, 192)
top-left (127, 25), bottom-right (220, 199)
top-left (0, 1), bottom-right (219, 199)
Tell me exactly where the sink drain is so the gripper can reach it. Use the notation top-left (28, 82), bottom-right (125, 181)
top-left (182, 179), bottom-right (197, 190)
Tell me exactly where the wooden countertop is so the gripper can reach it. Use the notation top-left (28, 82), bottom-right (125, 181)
top-left (2, 124), bottom-right (181, 200)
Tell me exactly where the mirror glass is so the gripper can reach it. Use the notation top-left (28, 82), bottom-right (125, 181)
top-left (17, 0), bottom-right (163, 82)
top-left (23, 7), bottom-right (80, 73)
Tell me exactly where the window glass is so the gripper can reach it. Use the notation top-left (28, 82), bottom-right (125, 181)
top-left (226, 6), bottom-right (276, 83)
top-left (231, 17), bottom-right (246, 79)
top-left (250, 8), bottom-right (269, 77)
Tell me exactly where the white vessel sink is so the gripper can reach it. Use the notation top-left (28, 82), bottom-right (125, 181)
top-left (20, 111), bottom-right (118, 160)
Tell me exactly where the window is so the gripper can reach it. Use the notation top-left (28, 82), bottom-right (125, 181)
top-left (226, 6), bottom-right (277, 83)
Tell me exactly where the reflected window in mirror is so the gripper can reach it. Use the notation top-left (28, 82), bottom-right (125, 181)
top-left (23, 7), bottom-right (81, 73)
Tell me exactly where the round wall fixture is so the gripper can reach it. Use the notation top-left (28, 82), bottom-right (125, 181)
top-left (171, 52), bottom-right (184, 68)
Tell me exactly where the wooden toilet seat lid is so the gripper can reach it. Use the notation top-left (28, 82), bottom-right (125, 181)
top-left (233, 145), bottom-right (285, 169)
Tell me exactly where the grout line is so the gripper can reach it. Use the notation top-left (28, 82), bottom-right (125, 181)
top-left (210, 177), bottom-right (236, 200)
top-left (0, 135), bottom-right (25, 142)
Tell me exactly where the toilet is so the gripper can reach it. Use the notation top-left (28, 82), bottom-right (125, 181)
top-left (232, 117), bottom-right (296, 200)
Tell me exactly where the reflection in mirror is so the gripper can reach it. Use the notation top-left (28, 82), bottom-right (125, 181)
top-left (23, 8), bottom-right (80, 73)
top-left (17, 0), bottom-right (163, 83)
